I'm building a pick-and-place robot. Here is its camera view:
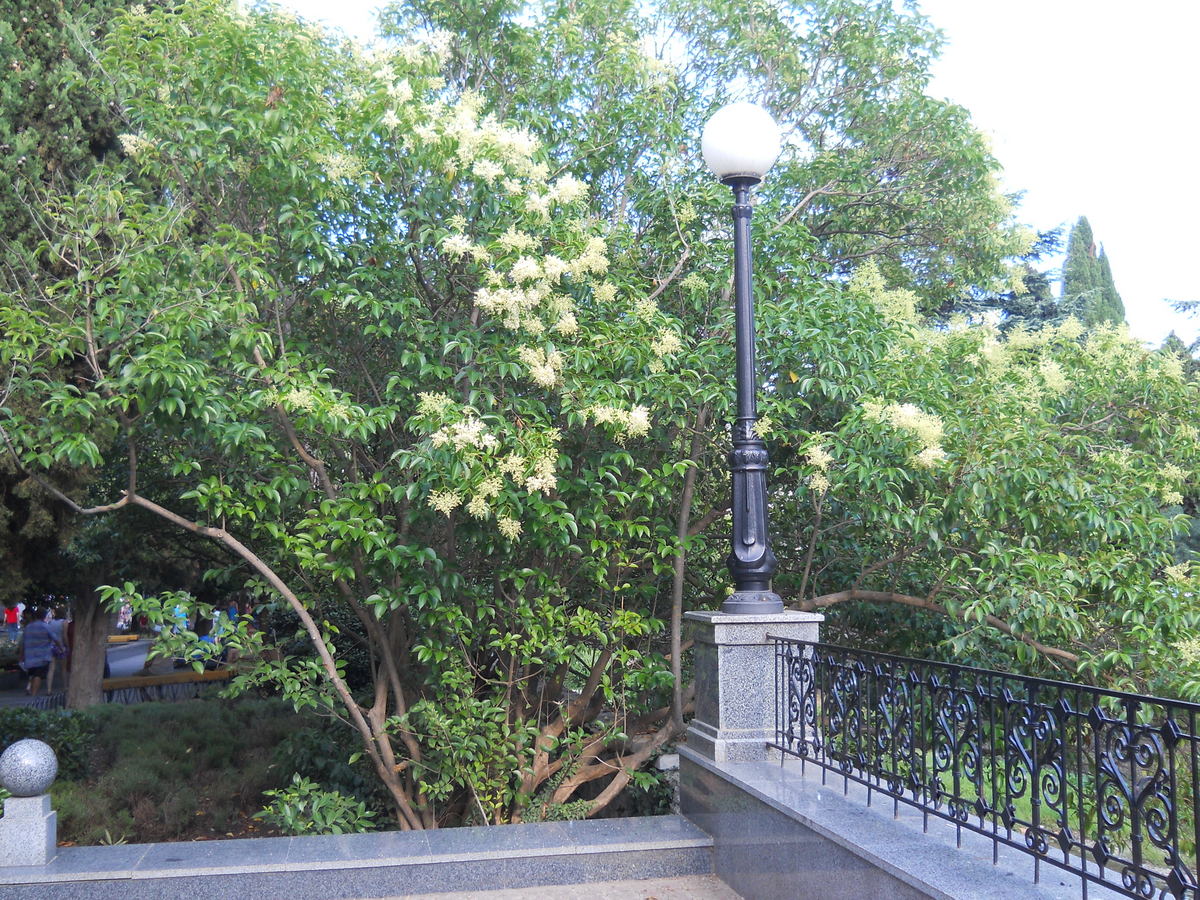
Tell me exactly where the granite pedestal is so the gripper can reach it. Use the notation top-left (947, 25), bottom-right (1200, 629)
top-left (685, 609), bottom-right (822, 763)
top-left (0, 794), bottom-right (57, 867)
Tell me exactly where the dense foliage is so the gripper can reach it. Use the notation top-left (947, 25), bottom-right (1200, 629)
top-left (0, 0), bottom-right (1196, 832)
top-left (0, 700), bottom-right (311, 844)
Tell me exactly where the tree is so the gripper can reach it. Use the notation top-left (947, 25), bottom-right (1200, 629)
top-left (1062, 216), bottom-right (1125, 326)
top-left (934, 228), bottom-right (1064, 329)
top-left (1162, 332), bottom-right (1200, 379)
top-left (755, 266), bottom-right (1198, 695)
top-left (0, 0), bottom-right (158, 707)
top-left (0, 0), bottom-right (137, 287)
top-left (395, 0), bottom-right (1031, 311)
top-left (3, 0), bottom-right (704, 827)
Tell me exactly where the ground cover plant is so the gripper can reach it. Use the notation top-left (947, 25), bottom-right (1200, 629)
top-left (0, 699), bottom-right (356, 844)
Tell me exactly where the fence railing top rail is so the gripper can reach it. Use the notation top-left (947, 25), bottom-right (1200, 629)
top-left (770, 636), bottom-right (1200, 714)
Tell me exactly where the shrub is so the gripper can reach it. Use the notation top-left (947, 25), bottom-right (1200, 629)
top-left (257, 774), bottom-right (376, 835)
top-left (0, 707), bottom-right (97, 780)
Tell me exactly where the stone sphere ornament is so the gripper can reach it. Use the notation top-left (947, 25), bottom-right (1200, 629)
top-left (0, 738), bottom-right (59, 796)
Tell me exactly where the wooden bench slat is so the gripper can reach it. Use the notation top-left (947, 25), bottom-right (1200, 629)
top-left (101, 668), bottom-right (233, 691)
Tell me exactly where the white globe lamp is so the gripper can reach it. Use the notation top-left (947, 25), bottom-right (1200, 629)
top-left (701, 101), bottom-right (782, 184)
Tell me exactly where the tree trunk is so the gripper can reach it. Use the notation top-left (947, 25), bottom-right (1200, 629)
top-left (66, 586), bottom-right (109, 709)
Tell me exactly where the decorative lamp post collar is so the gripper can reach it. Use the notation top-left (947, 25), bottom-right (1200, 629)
top-left (703, 101), bottom-right (784, 615)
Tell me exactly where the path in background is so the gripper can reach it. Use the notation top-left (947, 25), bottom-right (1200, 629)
top-left (398, 874), bottom-right (741, 899)
top-left (0, 637), bottom-right (153, 707)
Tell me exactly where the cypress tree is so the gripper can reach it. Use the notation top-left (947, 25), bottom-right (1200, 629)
top-left (1062, 216), bottom-right (1125, 326)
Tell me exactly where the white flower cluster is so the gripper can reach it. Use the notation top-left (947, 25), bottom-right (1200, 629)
top-left (318, 151), bottom-right (364, 182)
top-left (807, 446), bottom-right (833, 470)
top-left (118, 133), bottom-right (156, 159)
top-left (465, 475), bottom-right (504, 520)
top-left (541, 256), bottom-right (569, 282)
top-left (1039, 359), bottom-right (1069, 395)
top-left (589, 404), bottom-right (651, 442)
top-left (912, 446), bottom-right (947, 469)
top-left (1161, 463), bottom-right (1186, 484)
top-left (525, 192), bottom-right (550, 219)
top-left (570, 237), bottom-right (609, 278)
top-left (427, 489), bottom-right (462, 515)
top-left (864, 400), bottom-right (947, 470)
top-left (497, 228), bottom-right (537, 253)
top-left (436, 93), bottom-right (542, 179)
top-left (523, 452), bottom-right (558, 494)
top-left (282, 388), bottom-right (317, 411)
top-left (633, 297), bottom-right (659, 322)
top-left (1055, 317), bottom-right (1085, 341)
top-left (1095, 447), bottom-right (1133, 470)
top-left (651, 329), bottom-right (683, 358)
top-left (1159, 462), bottom-right (1188, 506)
top-left (849, 262), bottom-right (917, 325)
top-left (972, 336), bottom-right (1007, 370)
top-left (593, 283), bottom-right (618, 304)
top-left (431, 416), bottom-right (498, 451)
top-left (1165, 562), bottom-right (1193, 583)
top-left (509, 256), bottom-right (541, 283)
top-left (806, 445), bottom-right (832, 494)
top-left (497, 516), bottom-right (522, 539)
top-left (472, 158), bottom-right (503, 183)
top-left (397, 29), bottom-right (453, 66)
top-left (553, 312), bottom-right (579, 336)
top-left (474, 285), bottom-right (544, 331)
top-left (417, 392), bottom-right (453, 417)
top-left (547, 174), bottom-right (588, 205)
top-left (516, 346), bottom-right (564, 389)
top-left (387, 80), bottom-right (413, 104)
top-left (499, 454), bottom-right (526, 478)
top-left (441, 233), bottom-right (474, 257)
top-left (474, 236), bottom-right (602, 332)
top-left (1159, 353), bottom-right (1185, 381)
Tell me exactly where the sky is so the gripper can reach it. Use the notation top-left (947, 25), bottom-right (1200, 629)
top-left (276, 0), bottom-right (1199, 346)
top-left (919, 0), bottom-right (1199, 345)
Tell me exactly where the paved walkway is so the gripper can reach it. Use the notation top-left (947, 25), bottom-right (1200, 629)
top-left (1, 638), bottom-right (152, 707)
top-left (398, 874), bottom-right (741, 898)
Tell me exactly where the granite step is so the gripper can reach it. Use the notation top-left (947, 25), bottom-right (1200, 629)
top-left (399, 873), bottom-right (742, 898)
top-left (0, 815), bottom-right (714, 899)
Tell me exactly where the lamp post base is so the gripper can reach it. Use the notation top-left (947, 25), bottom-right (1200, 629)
top-left (719, 590), bottom-right (783, 615)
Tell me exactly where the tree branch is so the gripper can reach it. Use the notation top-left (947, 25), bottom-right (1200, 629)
top-left (797, 589), bottom-right (1080, 665)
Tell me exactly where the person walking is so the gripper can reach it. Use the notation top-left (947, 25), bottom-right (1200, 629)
top-left (44, 605), bottom-right (68, 693)
top-left (3, 603), bottom-right (19, 642)
top-left (18, 606), bottom-right (63, 698)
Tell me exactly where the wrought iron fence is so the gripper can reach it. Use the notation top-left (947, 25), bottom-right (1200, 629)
top-left (772, 639), bottom-right (1200, 900)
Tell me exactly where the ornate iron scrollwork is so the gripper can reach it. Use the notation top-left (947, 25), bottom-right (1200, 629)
top-left (772, 640), bottom-right (1200, 900)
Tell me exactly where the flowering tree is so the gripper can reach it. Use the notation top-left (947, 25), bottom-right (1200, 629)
top-left (754, 267), bottom-right (1200, 696)
top-left (0, 1), bottom-right (704, 826)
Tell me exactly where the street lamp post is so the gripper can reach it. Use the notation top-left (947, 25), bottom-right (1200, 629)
top-left (702, 102), bottom-right (784, 615)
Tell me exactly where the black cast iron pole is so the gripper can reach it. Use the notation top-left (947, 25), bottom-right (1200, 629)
top-left (722, 176), bottom-right (783, 614)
